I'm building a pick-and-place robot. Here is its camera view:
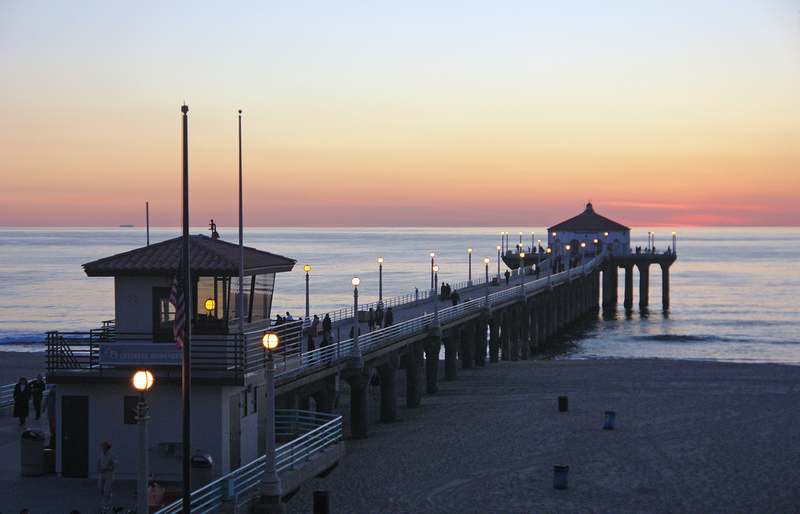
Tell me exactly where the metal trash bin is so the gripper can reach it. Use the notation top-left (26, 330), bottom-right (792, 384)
top-left (190, 451), bottom-right (214, 491)
top-left (21, 428), bottom-right (46, 476)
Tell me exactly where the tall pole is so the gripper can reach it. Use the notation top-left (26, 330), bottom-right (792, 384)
top-left (519, 252), bottom-right (526, 297)
top-left (180, 104), bottom-right (192, 514)
top-left (304, 265), bottom-right (310, 319)
top-left (468, 248), bottom-right (472, 286)
top-left (430, 253), bottom-right (435, 291)
top-left (259, 334), bottom-right (281, 509)
top-left (378, 258), bottom-right (384, 309)
top-left (484, 258), bottom-right (490, 308)
top-left (672, 231), bottom-right (677, 254)
top-left (349, 278), bottom-right (362, 367)
top-left (496, 246), bottom-right (501, 278)
top-left (136, 393), bottom-right (149, 514)
top-left (238, 110), bottom-right (245, 336)
top-left (146, 202), bottom-right (150, 246)
top-left (432, 265), bottom-right (440, 332)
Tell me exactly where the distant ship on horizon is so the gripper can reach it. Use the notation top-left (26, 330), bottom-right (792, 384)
top-left (119, 224), bottom-right (134, 228)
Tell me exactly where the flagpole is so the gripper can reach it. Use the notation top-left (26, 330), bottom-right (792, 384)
top-left (238, 110), bottom-right (244, 337)
top-left (181, 104), bottom-right (192, 514)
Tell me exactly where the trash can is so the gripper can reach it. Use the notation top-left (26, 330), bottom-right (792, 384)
top-left (21, 428), bottom-right (46, 476)
top-left (190, 451), bottom-right (214, 491)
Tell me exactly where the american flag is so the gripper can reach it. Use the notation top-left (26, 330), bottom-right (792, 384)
top-left (169, 261), bottom-right (185, 349)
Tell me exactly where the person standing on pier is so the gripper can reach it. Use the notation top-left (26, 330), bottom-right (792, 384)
top-left (376, 305), bottom-right (384, 329)
top-left (31, 374), bottom-right (46, 419)
top-left (504, 270), bottom-right (511, 285)
top-left (322, 313), bottom-right (332, 336)
top-left (96, 440), bottom-right (118, 509)
top-left (385, 307), bottom-right (394, 328)
top-left (368, 308), bottom-right (375, 331)
top-left (13, 377), bottom-right (31, 425)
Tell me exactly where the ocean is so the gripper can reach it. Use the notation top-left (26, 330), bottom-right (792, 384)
top-left (2, 226), bottom-right (799, 364)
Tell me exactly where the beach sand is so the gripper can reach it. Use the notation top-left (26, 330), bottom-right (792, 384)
top-left (3, 351), bottom-right (799, 513)
top-left (0, 350), bottom-right (46, 386)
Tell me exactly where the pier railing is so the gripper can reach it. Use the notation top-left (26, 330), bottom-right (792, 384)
top-left (279, 256), bottom-right (602, 381)
top-left (152, 410), bottom-right (342, 514)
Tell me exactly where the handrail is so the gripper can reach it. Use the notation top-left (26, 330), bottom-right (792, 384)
top-left (278, 256), bottom-right (603, 381)
top-left (152, 410), bottom-right (342, 514)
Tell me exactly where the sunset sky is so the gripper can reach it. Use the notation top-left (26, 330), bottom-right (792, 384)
top-left (2, 1), bottom-right (799, 228)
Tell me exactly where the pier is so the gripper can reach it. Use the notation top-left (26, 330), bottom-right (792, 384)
top-left (44, 246), bottom-right (675, 511)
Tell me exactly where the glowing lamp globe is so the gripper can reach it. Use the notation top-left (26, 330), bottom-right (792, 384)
top-left (204, 298), bottom-right (216, 311)
top-left (262, 333), bottom-right (279, 351)
top-left (352, 277), bottom-right (360, 287)
top-left (304, 264), bottom-right (311, 273)
top-left (132, 370), bottom-right (154, 392)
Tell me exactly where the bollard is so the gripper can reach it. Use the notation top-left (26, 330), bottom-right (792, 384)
top-left (603, 411), bottom-right (616, 430)
top-left (313, 490), bottom-right (330, 514)
top-left (558, 396), bottom-right (568, 412)
top-left (553, 465), bottom-right (569, 489)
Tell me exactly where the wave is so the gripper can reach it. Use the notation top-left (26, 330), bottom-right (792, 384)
top-left (633, 334), bottom-right (741, 344)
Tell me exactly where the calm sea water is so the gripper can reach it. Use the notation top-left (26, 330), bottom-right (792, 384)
top-left (2, 227), bottom-right (799, 364)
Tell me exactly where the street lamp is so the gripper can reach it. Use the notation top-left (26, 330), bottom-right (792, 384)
top-left (672, 231), bottom-right (677, 254)
top-left (304, 265), bottom-right (311, 319)
top-left (430, 253), bottom-right (435, 291)
top-left (537, 239), bottom-right (542, 267)
top-left (531, 231), bottom-right (535, 251)
top-left (484, 258), bottom-right (490, 307)
top-left (432, 265), bottom-right (440, 331)
top-left (350, 277), bottom-right (362, 366)
top-left (259, 333), bottom-right (281, 507)
top-left (496, 245), bottom-right (501, 277)
top-left (519, 231), bottom-right (523, 246)
top-left (132, 370), bottom-right (153, 514)
top-left (519, 252), bottom-right (526, 295)
top-left (377, 257), bottom-right (384, 309)
top-left (468, 248), bottom-right (473, 286)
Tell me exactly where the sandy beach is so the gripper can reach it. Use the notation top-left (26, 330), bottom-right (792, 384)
top-left (2, 350), bottom-right (799, 513)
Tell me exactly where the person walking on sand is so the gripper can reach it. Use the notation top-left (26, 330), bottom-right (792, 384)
top-left (96, 440), bottom-right (118, 509)
top-left (13, 377), bottom-right (31, 425)
top-left (31, 374), bottom-right (46, 419)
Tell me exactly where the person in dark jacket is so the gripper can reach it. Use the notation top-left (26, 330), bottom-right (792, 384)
top-left (384, 307), bottom-right (394, 327)
top-left (322, 313), bottom-right (332, 336)
top-left (31, 374), bottom-right (46, 419)
top-left (13, 377), bottom-right (31, 425)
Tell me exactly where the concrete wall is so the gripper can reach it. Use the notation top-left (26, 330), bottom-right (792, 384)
top-left (115, 276), bottom-right (172, 333)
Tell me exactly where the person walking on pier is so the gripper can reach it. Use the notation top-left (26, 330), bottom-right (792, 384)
top-left (385, 307), bottom-right (394, 328)
top-left (31, 374), bottom-right (46, 419)
top-left (96, 440), bottom-right (118, 509)
top-left (368, 307), bottom-right (375, 331)
top-left (322, 313), bottom-right (332, 336)
top-left (13, 377), bottom-right (31, 425)
top-left (504, 269), bottom-right (510, 285)
top-left (376, 305), bottom-right (384, 329)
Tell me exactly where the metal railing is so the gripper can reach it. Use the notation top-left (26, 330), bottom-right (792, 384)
top-left (280, 256), bottom-right (603, 381)
top-left (152, 410), bottom-right (342, 514)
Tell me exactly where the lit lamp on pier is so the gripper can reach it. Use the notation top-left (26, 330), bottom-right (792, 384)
top-left (432, 265), bottom-right (440, 333)
top-left (377, 257), bottom-right (384, 309)
top-left (132, 370), bottom-right (153, 514)
top-left (581, 242), bottom-right (586, 260)
top-left (519, 231), bottom-right (523, 246)
top-left (204, 297), bottom-right (216, 315)
top-left (259, 332), bottom-right (282, 509)
top-left (350, 277), bottom-right (363, 366)
top-left (672, 231), bottom-right (677, 254)
top-left (604, 232), bottom-right (609, 253)
top-left (304, 265), bottom-right (311, 319)
top-left (467, 248), bottom-right (473, 286)
top-left (519, 252), bottom-right (526, 295)
top-left (594, 239), bottom-right (599, 256)
top-left (484, 258), bottom-right (490, 308)
top-left (537, 239), bottom-right (542, 266)
top-left (531, 231), bottom-right (535, 251)
top-left (430, 253), bottom-right (435, 291)
top-left (496, 246), bottom-right (501, 278)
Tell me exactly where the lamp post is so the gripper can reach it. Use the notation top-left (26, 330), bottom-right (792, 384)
top-left (432, 265), bottom-right (440, 332)
top-left (496, 245), bottom-right (501, 278)
top-left (304, 265), bottom-right (311, 319)
top-left (672, 231), bottom-right (677, 254)
top-left (484, 258), bottom-right (490, 307)
top-left (350, 277), bottom-right (362, 366)
top-left (259, 333), bottom-right (281, 509)
top-left (430, 253), bottom-right (435, 291)
top-left (537, 239), bottom-right (542, 267)
top-left (604, 232), bottom-right (608, 254)
top-left (133, 370), bottom-right (153, 514)
top-left (531, 231), bottom-right (535, 251)
top-left (377, 257), bottom-right (384, 309)
top-left (467, 248), bottom-right (473, 286)
top-left (519, 252), bottom-right (526, 296)
top-left (519, 231), bottom-right (523, 247)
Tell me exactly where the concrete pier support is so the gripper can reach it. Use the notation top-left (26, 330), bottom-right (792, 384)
top-left (310, 377), bottom-right (337, 415)
top-left (404, 342), bottom-right (423, 408)
top-left (488, 317), bottom-right (500, 363)
top-left (376, 354), bottom-right (399, 423)
top-left (475, 318), bottom-right (488, 366)
top-left (660, 262), bottom-right (671, 309)
top-left (345, 369), bottom-right (370, 438)
top-left (443, 331), bottom-right (458, 381)
top-left (509, 307), bottom-right (520, 361)
top-left (424, 336), bottom-right (440, 394)
top-left (624, 265), bottom-right (634, 309)
top-left (501, 313), bottom-right (511, 361)
top-left (520, 301), bottom-right (531, 360)
top-left (460, 324), bottom-right (475, 369)
top-left (637, 262), bottom-right (650, 309)
top-left (603, 262), bottom-right (618, 307)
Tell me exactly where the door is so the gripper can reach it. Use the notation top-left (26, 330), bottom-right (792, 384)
top-left (62, 395), bottom-right (89, 478)
top-left (229, 394), bottom-right (241, 471)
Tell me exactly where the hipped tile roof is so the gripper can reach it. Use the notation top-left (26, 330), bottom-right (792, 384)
top-left (548, 203), bottom-right (630, 233)
top-left (83, 234), bottom-right (295, 277)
